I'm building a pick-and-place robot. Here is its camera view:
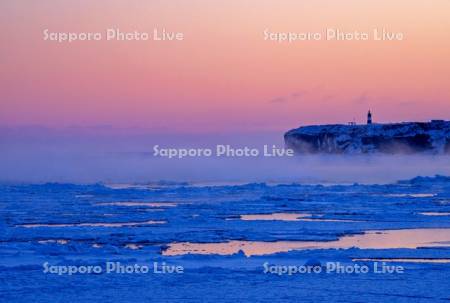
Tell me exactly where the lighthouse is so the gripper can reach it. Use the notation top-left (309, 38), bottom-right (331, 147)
top-left (367, 110), bottom-right (372, 124)
top-left (367, 110), bottom-right (372, 125)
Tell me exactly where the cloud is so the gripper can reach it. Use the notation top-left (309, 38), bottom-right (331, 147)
top-left (269, 90), bottom-right (307, 104)
top-left (397, 100), bottom-right (417, 106)
top-left (269, 97), bottom-right (287, 104)
top-left (353, 92), bottom-right (370, 105)
top-left (320, 94), bottom-right (334, 102)
top-left (291, 91), bottom-right (305, 99)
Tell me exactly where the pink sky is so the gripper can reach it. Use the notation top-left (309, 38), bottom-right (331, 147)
top-left (1, 0), bottom-right (449, 133)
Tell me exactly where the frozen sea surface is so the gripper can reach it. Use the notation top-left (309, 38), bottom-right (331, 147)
top-left (1, 176), bottom-right (450, 302)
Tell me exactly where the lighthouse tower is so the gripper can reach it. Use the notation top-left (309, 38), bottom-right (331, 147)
top-left (367, 110), bottom-right (372, 125)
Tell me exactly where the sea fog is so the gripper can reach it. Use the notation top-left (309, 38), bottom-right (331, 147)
top-left (1, 126), bottom-right (449, 185)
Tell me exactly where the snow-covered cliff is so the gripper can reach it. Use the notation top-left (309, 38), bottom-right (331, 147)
top-left (284, 120), bottom-right (450, 154)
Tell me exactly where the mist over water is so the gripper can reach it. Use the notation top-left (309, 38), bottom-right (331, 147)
top-left (1, 127), bottom-right (449, 184)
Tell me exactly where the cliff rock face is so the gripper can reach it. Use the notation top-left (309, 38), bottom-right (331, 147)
top-left (284, 120), bottom-right (450, 154)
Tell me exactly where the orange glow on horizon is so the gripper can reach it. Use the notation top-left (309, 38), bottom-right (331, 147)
top-left (0, 0), bottom-right (449, 132)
